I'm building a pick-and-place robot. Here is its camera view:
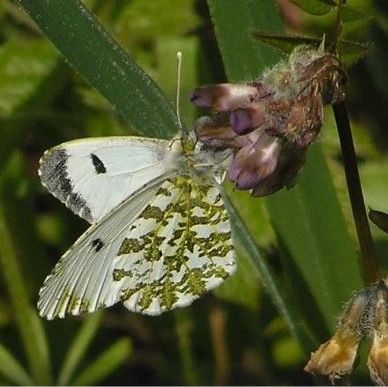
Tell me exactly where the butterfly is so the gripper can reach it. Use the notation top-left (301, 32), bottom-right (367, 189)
top-left (38, 131), bottom-right (236, 319)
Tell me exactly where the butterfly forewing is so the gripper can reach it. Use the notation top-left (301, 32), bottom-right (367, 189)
top-left (38, 179), bottom-right (164, 319)
top-left (113, 176), bottom-right (235, 315)
top-left (39, 137), bottom-right (170, 224)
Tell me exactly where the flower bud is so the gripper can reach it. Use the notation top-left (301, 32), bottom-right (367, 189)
top-left (367, 282), bottom-right (388, 386)
top-left (190, 83), bottom-right (261, 111)
top-left (304, 288), bottom-right (375, 383)
top-left (230, 103), bottom-right (266, 135)
top-left (251, 144), bottom-right (306, 197)
top-left (228, 133), bottom-right (280, 190)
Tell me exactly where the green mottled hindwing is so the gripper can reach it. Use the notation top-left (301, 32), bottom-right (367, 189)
top-left (113, 175), bottom-right (235, 314)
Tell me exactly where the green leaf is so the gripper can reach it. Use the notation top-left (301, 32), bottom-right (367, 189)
top-left (0, 39), bottom-right (59, 164)
top-left (290, 0), bottom-right (336, 16)
top-left (0, 153), bottom-right (52, 385)
top-left (251, 31), bottom-right (369, 65)
top-left (266, 145), bottom-right (364, 333)
top-left (0, 39), bottom-right (58, 118)
top-left (18, 0), bottom-right (178, 139)
top-left (207, 0), bottom-right (282, 81)
top-left (116, 0), bottom-right (200, 41)
top-left (71, 338), bottom-right (131, 385)
top-left (251, 31), bottom-right (323, 54)
top-left (338, 39), bottom-right (369, 65)
top-left (156, 37), bottom-right (200, 126)
top-left (0, 342), bottom-right (34, 385)
top-left (360, 159), bottom-right (388, 213)
top-left (173, 309), bottom-right (199, 385)
top-left (341, 5), bottom-right (371, 23)
top-left (57, 311), bottom-right (104, 386)
top-left (369, 208), bottom-right (388, 234)
top-left (224, 196), bottom-right (316, 352)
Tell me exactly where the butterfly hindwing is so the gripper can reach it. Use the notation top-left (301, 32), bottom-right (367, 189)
top-left (39, 136), bottom-right (170, 224)
top-left (113, 176), bottom-right (235, 315)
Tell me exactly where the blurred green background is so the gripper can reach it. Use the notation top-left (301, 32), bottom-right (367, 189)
top-left (0, 0), bottom-right (386, 384)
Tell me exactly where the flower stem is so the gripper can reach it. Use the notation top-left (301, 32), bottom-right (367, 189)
top-left (332, 102), bottom-right (380, 283)
top-left (331, 0), bottom-right (345, 52)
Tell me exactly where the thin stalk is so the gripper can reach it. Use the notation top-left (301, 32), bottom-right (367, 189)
top-left (209, 301), bottom-right (230, 385)
top-left (331, 0), bottom-right (345, 52)
top-left (174, 309), bottom-right (198, 385)
top-left (0, 203), bottom-right (52, 384)
top-left (332, 102), bottom-right (380, 283)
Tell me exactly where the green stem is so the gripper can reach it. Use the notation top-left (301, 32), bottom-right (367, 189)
top-left (174, 309), bottom-right (198, 385)
top-left (331, 0), bottom-right (344, 52)
top-left (332, 102), bottom-right (380, 283)
top-left (0, 203), bottom-right (52, 384)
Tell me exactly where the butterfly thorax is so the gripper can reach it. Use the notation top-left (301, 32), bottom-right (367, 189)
top-left (168, 133), bottom-right (232, 186)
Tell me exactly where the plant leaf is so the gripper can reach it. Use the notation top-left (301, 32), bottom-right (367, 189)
top-left (71, 338), bottom-right (131, 386)
top-left (251, 31), bottom-right (323, 53)
top-left (266, 144), bottom-right (364, 333)
top-left (224, 195), bottom-right (316, 352)
top-left (290, 0), bottom-right (336, 16)
top-left (369, 208), bottom-right (388, 234)
top-left (18, 0), bottom-right (178, 139)
top-left (0, 342), bottom-right (34, 385)
top-left (207, 0), bottom-right (282, 81)
top-left (0, 152), bottom-right (52, 385)
top-left (0, 39), bottom-right (58, 118)
top-left (251, 31), bottom-right (369, 65)
top-left (57, 311), bottom-right (104, 386)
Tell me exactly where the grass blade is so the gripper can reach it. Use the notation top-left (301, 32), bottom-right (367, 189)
top-left (71, 338), bottom-right (131, 385)
top-left (0, 342), bottom-right (34, 385)
top-left (57, 311), bottom-right (104, 385)
top-left (18, 0), bottom-right (178, 139)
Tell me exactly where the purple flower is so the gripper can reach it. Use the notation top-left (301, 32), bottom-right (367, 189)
top-left (191, 45), bottom-right (345, 196)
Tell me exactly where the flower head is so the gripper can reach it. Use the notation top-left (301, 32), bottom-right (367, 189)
top-left (191, 45), bottom-right (345, 196)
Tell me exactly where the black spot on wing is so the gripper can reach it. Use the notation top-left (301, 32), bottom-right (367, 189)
top-left (40, 148), bottom-right (92, 222)
top-left (90, 153), bottom-right (106, 174)
top-left (91, 238), bottom-right (104, 252)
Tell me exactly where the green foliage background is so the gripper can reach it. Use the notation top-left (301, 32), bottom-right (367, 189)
top-left (0, 0), bottom-right (386, 384)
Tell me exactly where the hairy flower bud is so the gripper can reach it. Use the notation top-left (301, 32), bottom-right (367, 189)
top-left (304, 288), bottom-right (375, 383)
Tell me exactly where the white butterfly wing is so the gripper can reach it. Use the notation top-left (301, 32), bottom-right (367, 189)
top-left (38, 175), bottom-right (236, 319)
top-left (38, 179), bottom-right (164, 319)
top-left (113, 176), bottom-right (236, 315)
top-left (39, 136), bottom-right (170, 224)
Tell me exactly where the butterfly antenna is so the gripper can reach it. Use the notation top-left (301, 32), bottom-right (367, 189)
top-left (176, 51), bottom-right (183, 129)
